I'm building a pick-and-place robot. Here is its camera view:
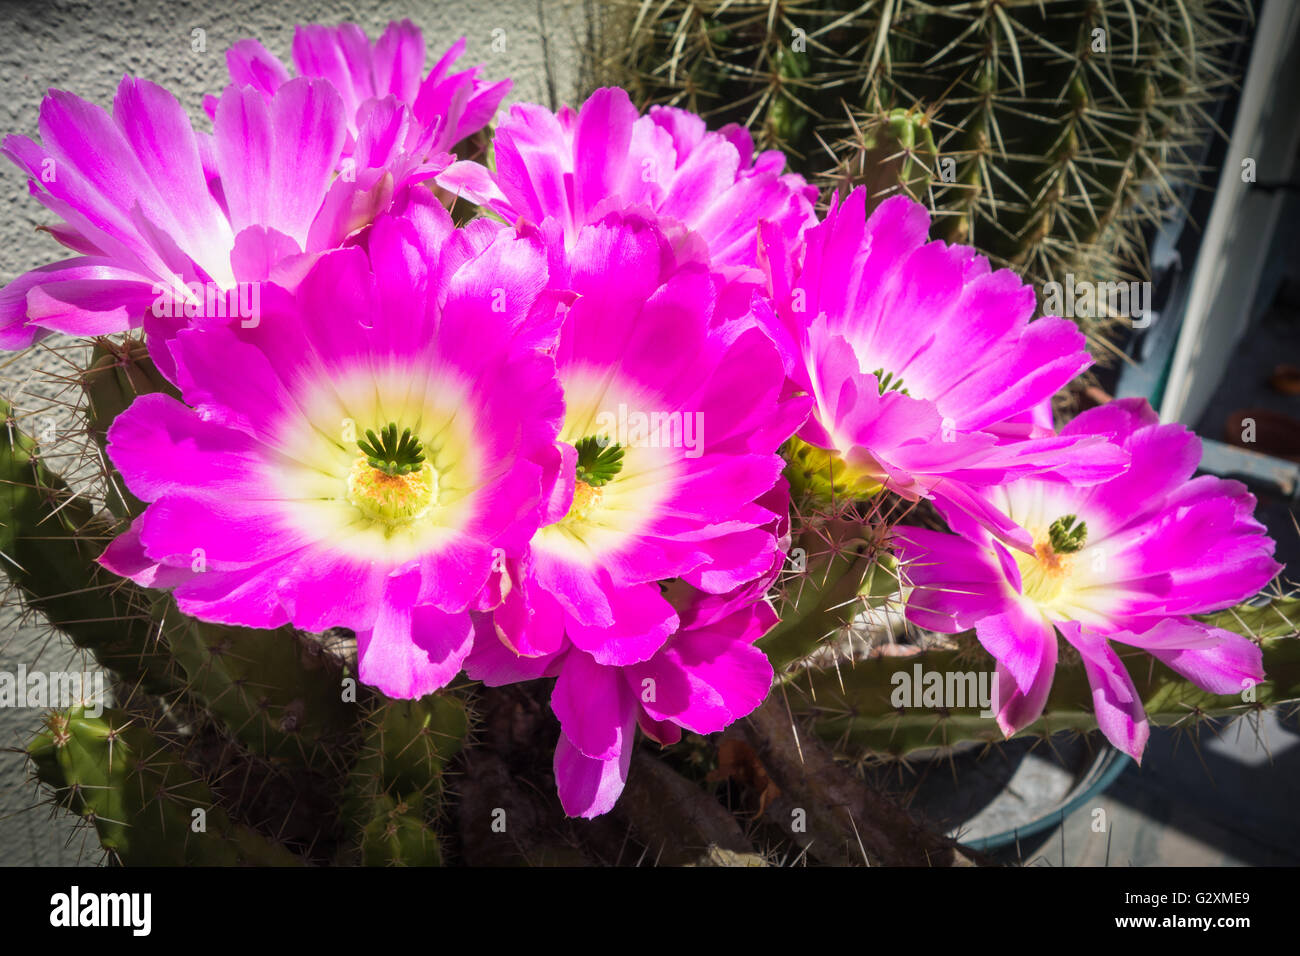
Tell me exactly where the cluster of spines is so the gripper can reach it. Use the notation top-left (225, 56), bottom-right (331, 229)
top-left (343, 693), bottom-right (470, 866)
top-left (26, 705), bottom-right (302, 865)
top-left (603, 0), bottom-right (1252, 352)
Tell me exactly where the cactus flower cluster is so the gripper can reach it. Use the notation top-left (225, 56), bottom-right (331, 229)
top-left (0, 16), bottom-right (1288, 858)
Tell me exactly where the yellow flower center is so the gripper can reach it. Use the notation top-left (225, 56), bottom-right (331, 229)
top-left (346, 456), bottom-right (438, 527)
top-left (1015, 539), bottom-right (1072, 605)
top-left (1013, 515), bottom-right (1088, 608)
top-left (568, 479), bottom-right (604, 521)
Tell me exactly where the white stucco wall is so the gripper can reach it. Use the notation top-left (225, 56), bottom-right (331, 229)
top-left (0, 0), bottom-right (584, 866)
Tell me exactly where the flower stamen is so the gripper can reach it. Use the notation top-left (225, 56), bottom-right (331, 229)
top-left (346, 422), bottom-right (438, 527)
top-left (569, 480), bottom-right (604, 521)
top-left (1014, 514), bottom-right (1090, 606)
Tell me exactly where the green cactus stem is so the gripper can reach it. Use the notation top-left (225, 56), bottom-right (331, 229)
top-left (0, 399), bottom-right (174, 692)
top-left (606, 0), bottom-right (1252, 352)
top-left (788, 598), bottom-right (1300, 758)
top-left (80, 337), bottom-right (178, 521)
top-left (341, 692), bottom-right (471, 866)
top-left (760, 516), bottom-right (897, 670)
top-left (158, 599), bottom-right (355, 767)
top-left (27, 706), bottom-right (301, 865)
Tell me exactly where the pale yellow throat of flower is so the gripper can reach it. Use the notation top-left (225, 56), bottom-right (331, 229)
top-left (534, 371), bottom-right (679, 564)
top-left (267, 365), bottom-right (482, 563)
top-left (347, 457), bottom-right (439, 524)
top-left (1012, 514), bottom-right (1090, 614)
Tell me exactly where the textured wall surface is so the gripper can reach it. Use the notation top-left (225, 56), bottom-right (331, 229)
top-left (0, 0), bottom-right (584, 866)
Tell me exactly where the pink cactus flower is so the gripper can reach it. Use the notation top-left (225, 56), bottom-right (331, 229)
top-left (439, 86), bottom-right (818, 286)
top-left (760, 187), bottom-right (1129, 549)
top-left (99, 203), bottom-right (563, 699)
top-left (465, 212), bottom-right (804, 816)
top-left (895, 398), bottom-right (1281, 761)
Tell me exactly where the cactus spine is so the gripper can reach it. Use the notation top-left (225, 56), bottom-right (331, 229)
top-left (603, 0), bottom-right (1252, 344)
top-left (28, 706), bottom-right (302, 865)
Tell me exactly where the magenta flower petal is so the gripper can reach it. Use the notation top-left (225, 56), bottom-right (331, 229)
top-left (113, 77), bottom-right (238, 284)
top-left (974, 604), bottom-right (1058, 738)
top-left (894, 526), bottom-right (1017, 632)
top-left (0, 258), bottom-right (158, 345)
top-left (1112, 617), bottom-right (1264, 695)
top-left (34, 87), bottom-right (208, 279)
top-left (573, 88), bottom-right (636, 221)
top-left (292, 23), bottom-right (378, 112)
top-left (412, 36), bottom-right (511, 151)
top-left (628, 601), bottom-right (775, 735)
top-left (1060, 622), bottom-right (1150, 762)
top-left (106, 392), bottom-right (269, 501)
top-left (554, 718), bottom-right (634, 820)
top-left (167, 324), bottom-right (297, 446)
top-left (226, 38), bottom-right (290, 95)
top-left (566, 584), bottom-right (679, 667)
top-left (278, 22), bottom-right (510, 161)
top-left (463, 614), bottom-right (565, 686)
top-left (487, 557), bottom-right (568, 657)
top-left (637, 709), bottom-right (684, 747)
top-left (680, 527), bottom-right (780, 594)
top-left (530, 550), bottom-right (614, 628)
top-left (1055, 399), bottom-right (1201, 539)
top-left (551, 651), bottom-right (634, 761)
top-left (899, 397), bottom-right (1279, 762)
top-left (214, 78), bottom-right (346, 249)
top-left (167, 552), bottom-right (297, 630)
top-left (371, 19), bottom-right (426, 103)
top-left (974, 602), bottom-right (1058, 704)
top-left (359, 572), bottom-right (476, 699)
top-left (280, 552), bottom-right (387, 634)
top-left (546, 590), bottom-right (777, 817)
top-left (451, 87), bottom-right (816, 276)
top-left (98, 517), bottom-right (193, 591)
top-left (229, 225), bottom-right (307, 282)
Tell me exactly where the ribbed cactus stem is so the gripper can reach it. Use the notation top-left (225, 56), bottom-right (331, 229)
top-left (342, 692), bottom-right (471, 866)
top-left (790, 599), bottom-right (1300, 758)
top-left (825, 105), bottom-right (939, 214)
top-left (760, 516), bottom-right (897, 670)
top-left (609, 0), bottom-right (1252, 352)
top-left (0, 399), bottom-right (174, 692)
top-left (27, 706), bottom-right (301, 865)
top-left (80, 337), bottom-right (178, 522)
top-left (159, 599), bottom-right (354, 766)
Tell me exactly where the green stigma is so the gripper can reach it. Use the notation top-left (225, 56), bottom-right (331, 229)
top-left (872, 368), bottom-right (909, 396)
top-left (573, 435), bottom-right (624, 487)
top-left (357, 423), bottom-right (426, 477)
top-left (1048, 514), bottom-right (1088, 554)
